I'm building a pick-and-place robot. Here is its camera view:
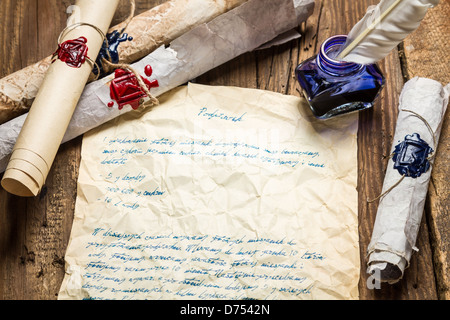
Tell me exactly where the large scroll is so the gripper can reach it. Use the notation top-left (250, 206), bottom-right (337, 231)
top-left (1, 0), bottom-right (120, 197)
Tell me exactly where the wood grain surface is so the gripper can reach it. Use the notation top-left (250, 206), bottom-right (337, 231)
top-left (0, 0), bottom-right (448, 300)
top-left (402, 0), bottom-right (450, 300)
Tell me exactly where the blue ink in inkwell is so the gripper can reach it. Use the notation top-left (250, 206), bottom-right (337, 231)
top-left (295, 35), bottom-right (385, 119)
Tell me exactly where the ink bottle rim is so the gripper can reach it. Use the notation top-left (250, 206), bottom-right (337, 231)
top-left (317, 35), bottom-right (363, 77)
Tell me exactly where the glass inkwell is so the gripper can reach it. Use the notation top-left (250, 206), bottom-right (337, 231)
top-left (295, 35), bottom-right (385, 119)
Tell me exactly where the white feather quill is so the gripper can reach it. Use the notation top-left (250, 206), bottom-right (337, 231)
top-left (337, 0), bottom-right (440, 64)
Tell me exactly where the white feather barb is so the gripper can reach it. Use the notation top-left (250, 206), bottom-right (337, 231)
top-left (338, 0), bottom-right (439, 64)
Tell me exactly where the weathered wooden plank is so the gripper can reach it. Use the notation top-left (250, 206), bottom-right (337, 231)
top-left (402, 0), bottom-right (450, 300)
top-left (0, 0), bottom-right (73, 300)
top-left (0, 0), bottom-right (66, 123)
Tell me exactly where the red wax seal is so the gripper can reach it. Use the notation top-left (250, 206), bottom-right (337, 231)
top-left (144, 65), bottom-right (153, 77)
top-left (109, 66), bottom-right (159, 110)
top-left (53, 36), bottom-right (89, 68)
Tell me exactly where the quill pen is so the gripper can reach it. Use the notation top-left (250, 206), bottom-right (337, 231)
top-left (337, 0), bottom-right (439, 64)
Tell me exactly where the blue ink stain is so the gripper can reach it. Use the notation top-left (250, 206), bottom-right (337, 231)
top-left (392, 133), bottom-right (433, 178)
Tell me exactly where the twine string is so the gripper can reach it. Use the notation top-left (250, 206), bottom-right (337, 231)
top-left (57, 22), bottom-right (106, 45)
top-left (100, 0), bottom-right (135, 74)
top-left (400, 108), bottom-right (437, 161)
top-left (367, 175), bottom-right (406, 204)
top-left (102, 0), bottom-right (136, 64)
top-left (113, 0), bottom-right (136, 36)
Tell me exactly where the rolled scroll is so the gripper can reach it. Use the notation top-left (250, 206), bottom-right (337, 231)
top-left (0, 0), bottom-right (315, 179)
top-left (0, 0), bottom-right (248, 125)
top-left (367, 77), bottom-right (450, 283)
top-left (1, 0), bottom-right (120, 197)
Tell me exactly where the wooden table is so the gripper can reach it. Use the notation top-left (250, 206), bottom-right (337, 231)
top-left (0, 0), bottom-right (448, 300)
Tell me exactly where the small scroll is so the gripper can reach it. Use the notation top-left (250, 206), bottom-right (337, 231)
top-left (367, 77), bottom-right (449, 283)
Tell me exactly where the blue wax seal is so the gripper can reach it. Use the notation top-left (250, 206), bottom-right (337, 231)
top-left (94, 30), bottom-right (133, 77)
top-left (392, 133), bottom-right (433, 178)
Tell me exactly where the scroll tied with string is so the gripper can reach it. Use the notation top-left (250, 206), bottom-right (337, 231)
top-left (1, 0), bottom-right (120, 197)
top-left (367, 77), bottom-right (449, 284)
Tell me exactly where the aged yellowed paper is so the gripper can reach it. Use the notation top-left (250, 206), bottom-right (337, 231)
top-left (58, 83), bottom-right (359, 300)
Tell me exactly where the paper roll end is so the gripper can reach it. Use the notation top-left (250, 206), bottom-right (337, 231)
top-left (1, 168), bottom-right (41, 197)
top-left (367, 262), bottom-right (403, 284)
top-left (1, 148), bottom-right (48, 197)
